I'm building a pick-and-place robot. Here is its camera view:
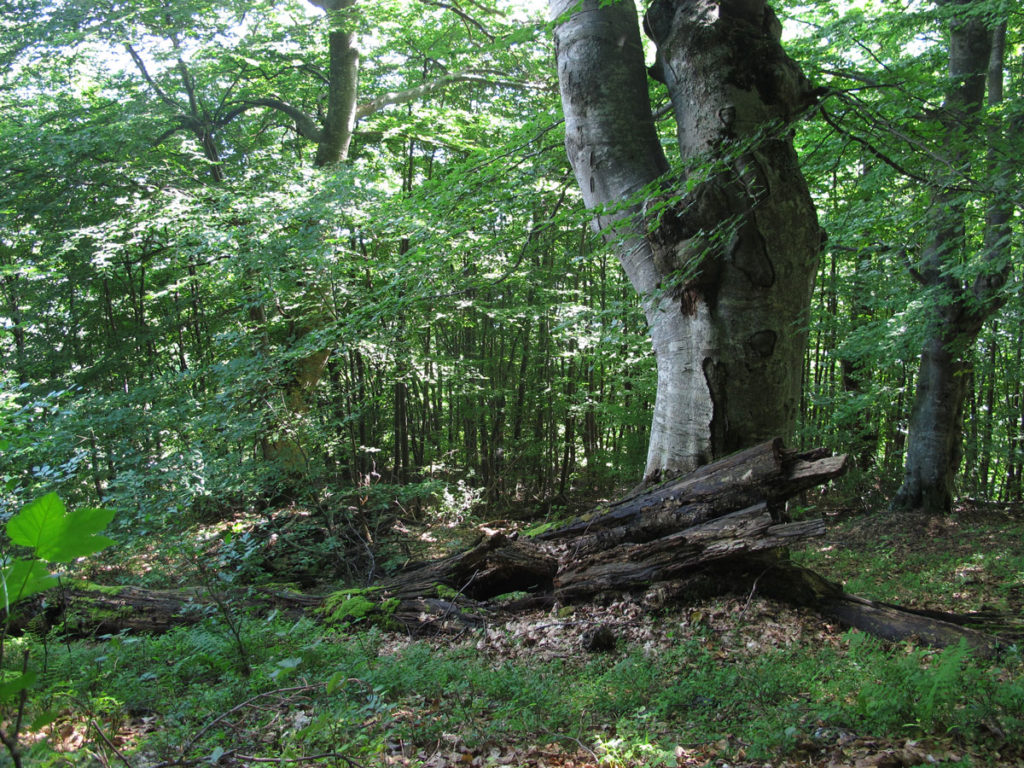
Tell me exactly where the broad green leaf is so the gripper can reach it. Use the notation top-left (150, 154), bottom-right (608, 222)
top-left (6, 492), bottom-right (66, 553)
top-left (0, 670), bottom-right (38, 702)
top-left (38, 507), bottom-right (116, 562)
top-left (326, 670), bottom-right (345, 694)
top-left (6, 494), bottom-right (114, 563)
top-left (29, 710), bottom-right (59, 730)
top-left (1, 559), bottom-right (57, 607)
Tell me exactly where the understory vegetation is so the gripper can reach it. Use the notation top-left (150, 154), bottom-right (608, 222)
top-left (1, 500), bottom-right (1022, 767)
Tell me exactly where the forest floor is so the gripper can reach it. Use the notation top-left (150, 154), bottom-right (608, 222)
top-left (8, 495), bottom-right (1024, 768)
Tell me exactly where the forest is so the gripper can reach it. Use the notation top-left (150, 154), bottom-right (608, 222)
top-left (1, 0), bottom-right (1023, 765)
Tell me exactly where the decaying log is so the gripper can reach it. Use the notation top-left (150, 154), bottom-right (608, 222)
top-left (736, 558), bottom-right (1007, 657)
top-left (11, 584), bottom-right (325, 637)
top-left (10, 440), bottom-right (1014, 656)
top-left (375, 440), bottom-right (840, 611)
top-left (553, 503), bottom-right (824, 600)
top-left (379, 536), bottom-right (558, 602)
top-left (538, 438), bottom-right (844, 547)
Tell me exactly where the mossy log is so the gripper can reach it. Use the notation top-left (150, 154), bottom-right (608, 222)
top-left (12, 440), bottom-right (1012, 655)
top-left (11, 584), bottom-right (325, 637)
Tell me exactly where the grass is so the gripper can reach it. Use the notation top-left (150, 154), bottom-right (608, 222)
top-left (3, 501), bottom-right (1024, 767)
top-left (792, 504), bottom-right (1024, 612)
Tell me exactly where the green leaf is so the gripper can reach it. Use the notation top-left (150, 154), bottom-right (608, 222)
top-left (29, 710), bottom-right (59, 730)
top-left (6, 494), bottom-right (114, 563)
top-left (7, 492), bottom-right (66, 552)
top-left (1, 559), bottom-right (57, 607)
top-left (326, 670), bottom-right (345, 694)
top-left (41, 506), bottom-right (116, 562)
top-left (0, 670), bottom-right (38, 702)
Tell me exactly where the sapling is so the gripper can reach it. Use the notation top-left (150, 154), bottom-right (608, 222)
top-left (1, 493), bottom-right (114, 767)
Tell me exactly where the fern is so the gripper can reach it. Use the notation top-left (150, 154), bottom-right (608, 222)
top-left (915, 639), bottom-right (969, 730)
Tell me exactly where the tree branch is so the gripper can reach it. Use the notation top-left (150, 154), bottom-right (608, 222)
top-left (418, 0), bottom-right (495, 40)
top-left (223, 99), bottom-right (324, 142)
top-left (151, 123), bottom-right (190, 147)
top-left (355, 71), bottom-right (542, 120)
top-left (819, 105), bottom-right (933, 186)
top-left (124, 44), bottom-right (180, 112)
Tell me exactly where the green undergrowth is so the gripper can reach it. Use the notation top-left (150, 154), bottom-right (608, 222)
top-left (792, 506), bottom-right (1024, 613)
top-left (3, 607), bottom-right (1023, 766)
top-left (4, 502), bottom-right (1024, 766)
top-left (321, 587), bottom-right (401, 629)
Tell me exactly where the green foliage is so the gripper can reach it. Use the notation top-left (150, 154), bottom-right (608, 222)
top-left (321, 588), bottom-right (399, 630)
top-left (5, 605), bottom-right (1018, 765)
top-left (793, 510), bottom-right (1024, 612)
top-left (323, 590), bottom-right (378, 623)
top-left (786, 0), bottom-right (1024, 500)
top-left (7, 494), bottom-right (114, 564)
top-left (2, 493), bottom-right (114, 608)
top-left (3, 0), bottom-right (1024, 763)
top-left (1, 493), bottom-right (114, 766)
top-left (849, 635), bottom-right (973, 733)
top-left (0, 0), bottom-right (652, 524)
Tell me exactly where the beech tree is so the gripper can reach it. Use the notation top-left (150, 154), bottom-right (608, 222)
top-left (893, 4), bottom-right (1014, 514)
top-left (550, 0), bottom-right (821, 481)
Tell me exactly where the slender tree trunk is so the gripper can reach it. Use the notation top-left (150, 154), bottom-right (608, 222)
top-left (1008, 348), bottom-right (1023, 500)
top-left (550, 0), bottom-right (820, 482)
top-left (979, 330), bottom-right (997, 495)
top-left (0, 269), bottom-right (27, 384)
top-left (895, 13), bottom-right (1011, 513)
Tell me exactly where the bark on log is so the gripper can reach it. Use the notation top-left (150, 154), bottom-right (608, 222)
top-left (377, 440), bottom-right (840, 608)
top-left (10, 584), bottom-right (325, 637)
top-left (10, 440), bottom-right (1014, 656)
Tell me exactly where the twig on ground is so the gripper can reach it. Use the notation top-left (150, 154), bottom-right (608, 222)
top-left (90, 719), bottom-right (135, 768)
top-left (741, 568), bottom-right (770, 615)
top-left (542, 731), bottom-right (600, 762)
top-left (234, 752), bottom-right (365, 766)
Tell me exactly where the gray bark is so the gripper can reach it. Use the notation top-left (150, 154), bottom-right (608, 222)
top-left (894, 8), bottom-right (1011, 514)
top-left (315, 3), bottom-right (360, 167)
top-left (550, 0), bottom-right (820, 482)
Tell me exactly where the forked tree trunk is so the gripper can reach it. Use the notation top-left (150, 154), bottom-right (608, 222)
top-left (550, 0), bottom-right (821, 482)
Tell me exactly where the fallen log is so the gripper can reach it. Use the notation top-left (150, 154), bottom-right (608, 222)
top-left (536, 438), bottom-right (845, 547)
top-left (704, 555), bottom-right (1005, 657)
top-left (9, 440), bottom-right (1013, 655)
top-left (552, 502), bottom-right (824, 600)
top-left (380, 438), bottom-right (840, 606)
top-left (15, 584), bottom-right (326, 637)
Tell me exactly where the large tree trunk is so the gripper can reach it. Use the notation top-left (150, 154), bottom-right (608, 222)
top-left (894, 9), bottom-right (1012, 514)
top-left (550, 0), bottom-right (820, 482)
top-left (256, 0), bottom-right (360, 485)
top-left (894, 333), bottom-right (972, 514)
